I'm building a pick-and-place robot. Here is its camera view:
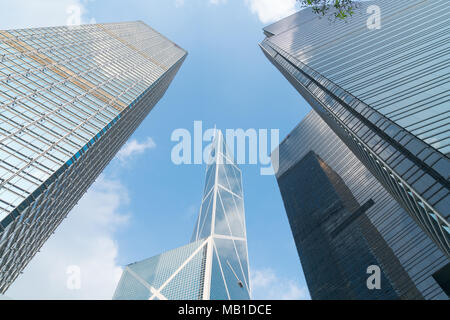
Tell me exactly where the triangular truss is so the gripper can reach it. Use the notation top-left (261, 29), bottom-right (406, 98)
top-left (192, 130), bottom-right (250, 300)
top-left (114, 130), bottom-right (250, 300)
top-left (114, 239), bottom-right (208, 300)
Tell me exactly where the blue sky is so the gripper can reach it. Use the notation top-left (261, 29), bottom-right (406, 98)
top-left (3, 0), bottom-right (313, 299)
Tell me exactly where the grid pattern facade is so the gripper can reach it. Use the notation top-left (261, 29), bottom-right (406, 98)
top-left (114, 131), bottom-right (250, 300)
top-left (273, 111), bottom-right (448, 299)
top-left (0, 21), bottom-right (187, 293)
top-left (261, 0), bottom-right (450, 257)
top-left (278, 151), bottom-right (408, 299)
top-left (265, 0), bottom-right (449, 154)
top-left (113, 239), bottom-right (207, 300)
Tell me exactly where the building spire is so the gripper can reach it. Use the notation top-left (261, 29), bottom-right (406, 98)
top-left (114, 130), bottom-right (250, 300)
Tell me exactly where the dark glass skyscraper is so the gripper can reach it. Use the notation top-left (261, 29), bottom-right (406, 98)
top-left (273, 111), bottom-right (449, 299)
top-left (0, 21), bottom-right (186, 293)
top-left (113, 131), bottom-right (250, 300)
top-left (261, 0), bottom-right (449, 257)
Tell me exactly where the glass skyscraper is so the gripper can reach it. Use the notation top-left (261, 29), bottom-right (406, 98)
top-left (273, 111), bottom-right (449, 299)
top-left (261, 0), bottom-right (450, 257)
top-left (113, 131), bottom-right (251, 300)
top-left (0, 21), bottom-right (186, 293)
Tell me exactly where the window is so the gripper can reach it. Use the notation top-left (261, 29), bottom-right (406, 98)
top-left (432, 263), bottom-right (450, 297)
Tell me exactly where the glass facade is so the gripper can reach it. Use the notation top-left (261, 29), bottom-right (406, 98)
top-left (273, 111), bottom-right (449, 299)
top-left (114, 239), bottom-right (208, 300)
top-left (0, 21), bottom-right (187, 293)
top-left (114, 131), bottom-right (250, 300)
top-left (261, 0), bottom-right (450, 257)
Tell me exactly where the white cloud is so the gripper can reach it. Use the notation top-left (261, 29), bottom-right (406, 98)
top-left (251, 268), bottom-right (310, 300)
top-left (175, 0), bottom-right (185, 8)
top-left (174, 0), bottom-right (227, 7)
top-left (245, 0), bottom-right (298, 24)
top-left (173, 0), bottom-right (296, 22)
top-left (116, 137), bottom-right (156, 162)
top-left (210, 0), bottom-right (228, 4)
top-left (6, 176), bottom-right (129, 300)
top-left (0, 0), bottom-right (95, 30)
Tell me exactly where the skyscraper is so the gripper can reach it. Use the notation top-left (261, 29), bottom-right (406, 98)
top-left (273, 111), bottom-right (449, 299)
top-left (261, 0), bottom-right (450, 257)
top-left (113, 131), bottom-right (251, 300)
top-left (0, 21), bottom-right (187, 293)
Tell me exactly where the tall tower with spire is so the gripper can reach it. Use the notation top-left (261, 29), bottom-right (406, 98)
top-left (113, 130), bottom-right (251, 300)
